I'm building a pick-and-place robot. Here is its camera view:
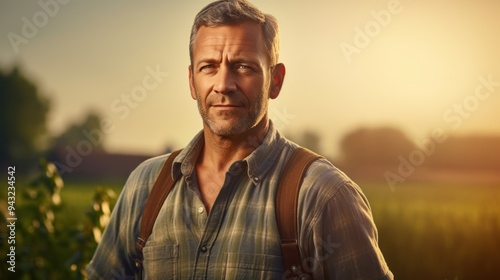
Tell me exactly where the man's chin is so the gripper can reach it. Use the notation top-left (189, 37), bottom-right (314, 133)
top-left (210, 126), bottom-right (247, 137)
top-left (206, 120), bottom-right (249, 137)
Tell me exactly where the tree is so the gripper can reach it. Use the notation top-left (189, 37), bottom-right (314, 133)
top-left (340, 127), bottom-right (416, 167)
top-left (46, 111), bottom-right (107, 178)
top-left (0, 67), bottom-right (50, 167)
top-left (49, 112), bottom-right (104, 152)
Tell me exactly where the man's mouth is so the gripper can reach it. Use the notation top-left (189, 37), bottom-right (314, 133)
top-left (212, 104), bottom-right (243, 108)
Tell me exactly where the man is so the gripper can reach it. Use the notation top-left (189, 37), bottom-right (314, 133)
top-left (87, 0), bottom-right (393, 279)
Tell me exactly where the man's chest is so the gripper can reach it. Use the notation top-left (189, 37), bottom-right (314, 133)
top-left (142, 177), bottom-right (284, 279)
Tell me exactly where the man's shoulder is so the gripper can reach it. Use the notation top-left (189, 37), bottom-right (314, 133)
top-left (281, 140), bottom-right (353, 189)
top-left (290, 145), bottom-right (360, 201)
top-left (123, 152), bottom-right (176, 190)
top-left (306, 157), bottom-right (355, 189)
top-left (133, 153), bottom-right (170, 174)
top-left (294, 147), bottom-right (370, 225)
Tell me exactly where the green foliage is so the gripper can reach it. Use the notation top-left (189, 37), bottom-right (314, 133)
top-left (67, 187), bottom-right (116, 279)
top-left (0, 161), bottom-right (116, 279)
top-left (16, 160), bottom-right (66, 279)
top-left (0, 67), bottom-right (50, 166)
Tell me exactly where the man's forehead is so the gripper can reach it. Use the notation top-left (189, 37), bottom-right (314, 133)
top-left (193, 23), bottom-right (265, 57)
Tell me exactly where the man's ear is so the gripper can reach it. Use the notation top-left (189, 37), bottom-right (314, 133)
top-left (189, 65), bottom-right (197, 100)
top-left (270, 63), bottom-right (286, 99)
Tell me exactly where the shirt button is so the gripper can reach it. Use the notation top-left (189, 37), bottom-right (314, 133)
top-left (253, 176), bottom-right (260, 182)
top-left (197, 206), bottom-right (204, 214)
top-left (200, 245), bottom-right (208, 252)
top-left (229, 162), bottom-right (242, 173)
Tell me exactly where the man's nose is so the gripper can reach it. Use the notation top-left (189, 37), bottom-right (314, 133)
top-left (213, 66), bottom-right (237, 95)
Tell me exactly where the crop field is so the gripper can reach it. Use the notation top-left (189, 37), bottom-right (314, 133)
top-left (4, 179), bottom-right (500, 279)
top-left (362, 181), bottom-right (500, 280)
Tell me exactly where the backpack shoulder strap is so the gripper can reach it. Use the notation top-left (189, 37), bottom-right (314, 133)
top-left (134, 149), bottom-right (182, 270)
top-left (276, 146), bottom-right (322, 279)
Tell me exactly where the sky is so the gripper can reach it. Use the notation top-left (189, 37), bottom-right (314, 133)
top-left (1, 0), bottom-right (499, 158)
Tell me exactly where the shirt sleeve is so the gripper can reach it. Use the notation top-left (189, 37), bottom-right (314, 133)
top-left (299, 160), bottom-right (394, 280)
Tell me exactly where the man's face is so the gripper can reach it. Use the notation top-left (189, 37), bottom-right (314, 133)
top-left (189, 22), bottom-right (275, 136)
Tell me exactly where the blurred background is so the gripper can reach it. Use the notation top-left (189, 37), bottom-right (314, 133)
top-left (1, 0), bottom-right (499, 279)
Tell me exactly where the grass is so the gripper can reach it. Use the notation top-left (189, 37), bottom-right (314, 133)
top-left (57, 179), bottom-right (123, 226)
top-left (19, 178), bottom-right (500, 279)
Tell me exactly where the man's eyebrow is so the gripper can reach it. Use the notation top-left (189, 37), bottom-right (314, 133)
top-left (196, 57), bottom-right (261, 67)
top-left (196, 58), bottom-right (220, 66)
top-left (231, 57), bottom-right (259, 64)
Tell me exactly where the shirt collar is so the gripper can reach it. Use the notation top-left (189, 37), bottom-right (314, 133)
top-left (243, 121), bottom-right (287, 185)
top-left (172, 120), bottom-right (287, 185)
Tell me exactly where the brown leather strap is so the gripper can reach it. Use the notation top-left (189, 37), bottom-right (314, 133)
top-left (135, 149), bottom-right (182, 269)
top-left (276, 147), bottom-right (321, 279)
top-left (134, 147), bottom-right (320, 278)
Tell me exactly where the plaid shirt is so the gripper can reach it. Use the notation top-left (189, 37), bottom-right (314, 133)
top-left (86, 122), bottom-right (393, 280)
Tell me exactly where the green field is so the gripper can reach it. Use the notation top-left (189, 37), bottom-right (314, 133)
top-left (7, 179), bottom-right (500, 279)
top-left (58, 180), bottom-right (124, 226)
top-left (362, 181), bottom-right (500, 280)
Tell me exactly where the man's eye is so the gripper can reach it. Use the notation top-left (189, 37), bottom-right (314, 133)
top-left (200, 65), bottom-right (216, 72)
top-left (236, 64), bottom-right (253, 71)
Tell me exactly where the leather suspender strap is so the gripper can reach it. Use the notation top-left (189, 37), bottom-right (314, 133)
top-left (276, 147), bottom-right (321, 279)
top-left (134, 149), bottom-right (182, 271)
top-left (133, 147), bottom-right (321, 278)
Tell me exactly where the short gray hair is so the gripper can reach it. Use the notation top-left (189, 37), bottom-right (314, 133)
top-left (189, 0), bottom-right (280, 67)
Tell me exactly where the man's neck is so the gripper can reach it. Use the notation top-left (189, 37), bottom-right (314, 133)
top-left (199, 118), bottom-right (269, 173)
top-left (195, 118), bottom-right (269, 212)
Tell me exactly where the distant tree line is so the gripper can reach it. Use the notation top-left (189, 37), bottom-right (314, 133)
top-left (290, 127), bottom-right (500, 173)
top-left (0, 66), bottom-right (103, 174)
top-left (338, 127), bottom-right (500, 172)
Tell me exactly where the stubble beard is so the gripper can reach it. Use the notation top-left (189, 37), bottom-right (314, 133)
top-left (196, 92), bottom-right (267, 137)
